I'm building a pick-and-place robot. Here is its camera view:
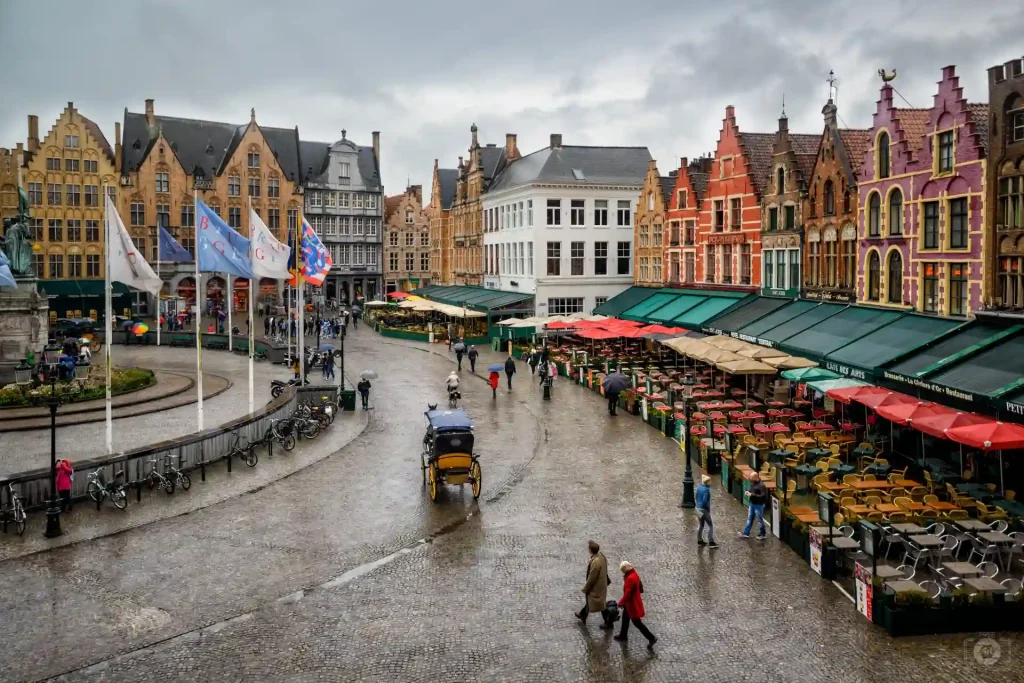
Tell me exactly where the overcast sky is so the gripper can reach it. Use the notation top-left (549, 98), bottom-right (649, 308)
top-left (1, 1), bottom-right (1021, 196)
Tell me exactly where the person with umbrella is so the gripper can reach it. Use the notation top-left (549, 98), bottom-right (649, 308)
top-left (487, 365), bottom-right (502, 399)
top-left (602, 372), bottom-right (629, 416)
top-left (504, 354), bottom-right (516, 391)
top-left (454, 339), bottom-right (466, 371)
top-left (467, 345), bottom-right (479, 373)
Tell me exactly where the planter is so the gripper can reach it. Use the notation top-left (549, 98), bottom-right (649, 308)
top-left (662, 415), bottom-right (675, 438)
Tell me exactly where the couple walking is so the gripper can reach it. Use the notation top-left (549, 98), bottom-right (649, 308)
top-left (576, 541), bottom-right (657, 649)
top-left (692, 469), bottom-right (766, 546)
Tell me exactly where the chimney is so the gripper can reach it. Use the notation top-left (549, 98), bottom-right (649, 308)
top-left (470, 123), bottom-right (478, 148)
top-left (505, 133), bottom-right (518, 158)
top-left (114, 121), bottom-right (122, 172)
top-left (550, 133), bottom-right (562, 148)
top-left (822, 99), bottom-right (838, 127)
top-left (647, 159), bottom-right (657, 171)
top-left (411, 184), bottom-right (423, 206)
top-left (680, 157), bottom-right (688, 170)
top-left (372, 131), bottom-right (380, 171)
top-left (145, 98), bottom-right (155, 126)
top-left (27, 115), bottom-right (39, 152)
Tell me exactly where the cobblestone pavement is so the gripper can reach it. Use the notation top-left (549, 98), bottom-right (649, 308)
top-left (0, 348), bottom-right (290, 476)
top-left (0, 329), bottom-right (1017, 682)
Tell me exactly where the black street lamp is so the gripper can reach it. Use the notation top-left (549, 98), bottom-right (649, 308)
top-left (680, 373), bottom-right (697, 509)
top-left (42, 367), bottom-right (62, 538)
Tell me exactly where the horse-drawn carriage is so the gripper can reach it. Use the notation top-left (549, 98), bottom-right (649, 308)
top-left (421, 407), bottom-right (482, 502)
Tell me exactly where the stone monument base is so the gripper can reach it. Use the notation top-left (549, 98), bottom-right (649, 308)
top-left (0, 276), bottom-right (48, 384)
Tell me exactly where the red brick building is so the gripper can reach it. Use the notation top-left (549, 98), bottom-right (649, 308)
top-left (665, 156), bottom-right (711, 285)
top-left (695, 106), bottom-right (774, 290)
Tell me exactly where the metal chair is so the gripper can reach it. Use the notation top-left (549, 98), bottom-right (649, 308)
top-left (989, 520), bottom-right (1009, 534)
top-left (967, 535), bottom-right (1000, 566)
top-left (918, 580), bottom-right (942, 601)
top-left (923, 522), bottom-right (947, 538)
top-left (902, 537), bottom-right (927, 571)
top-left (1000, 578), bottom-right (1023, 601)
top-left (883, 524), bottom-right (904, 560)
top-left (896, 564), bottom-right (916, 581)
top-left (977, 561), bottom-right (999, 579)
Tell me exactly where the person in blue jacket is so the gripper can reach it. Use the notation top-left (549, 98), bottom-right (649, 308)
top-left (695, 474), bottom-right (718, 548)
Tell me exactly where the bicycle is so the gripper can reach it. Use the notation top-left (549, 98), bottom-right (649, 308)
top-left (266, 418), bottom-right (297, 452)
top-left (166, 455), bottom-right (192, 492)
top-left (87, 468), bottom-right (128, 510)
top-left (146, 458), bottom-right (176, 495)
top-left (227, 432), bottom-right (258, 467)
top-left (320, 397), bottom-right (339, 424)
top-left (4, 482), bottom-right (26, 536)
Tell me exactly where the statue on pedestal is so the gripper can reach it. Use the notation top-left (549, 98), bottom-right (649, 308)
top-left (2, 188), bottom-right (35, 277)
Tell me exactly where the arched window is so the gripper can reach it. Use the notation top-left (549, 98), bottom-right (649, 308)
top-left (878, 132), bottom-right (890, 179)
top-left (888, 189), bottom-right (903, 236)
top-left (806, 230), bottom-right (820, 287)
top-left (824, 179), bottom-right (834, 216)
top-left (824, 228), bottom-right (838, 287)
top-left (887, 251), bottom-right (903, 304)
top-left (841, 225), bottom-right (857, 289)
top-left (777, 168), bottom-right (785, 194)
top-left (868, 251), bottom-right (881, 301)
top-left (868, 193), bottom-right (881, 237)
top-left (843, 190), bottom-right (851, 214)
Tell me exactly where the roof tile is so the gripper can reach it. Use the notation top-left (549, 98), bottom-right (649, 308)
top-left (838, 129), bottom-right (872, 177)
top-left (968, 103), bottom-right (990, 153)
top-left (894, 108), bottom-right (931, 156)
top-left (739, 132), bottom-right (778, 195)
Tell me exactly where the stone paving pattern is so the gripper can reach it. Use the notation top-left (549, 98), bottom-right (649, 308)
top-left (0, 329), bottom-right (1017, 682)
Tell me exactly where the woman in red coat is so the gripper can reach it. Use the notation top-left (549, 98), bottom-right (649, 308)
top-left (615, 561), bottom-right (657, 648)
top-left (488, 371), bottom-right (500, 399)
top-left (55, 458), bottom-right (73, 512)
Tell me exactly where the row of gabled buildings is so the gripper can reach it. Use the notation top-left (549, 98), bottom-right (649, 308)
top-left (635, 58), bottom-right (1024, 319)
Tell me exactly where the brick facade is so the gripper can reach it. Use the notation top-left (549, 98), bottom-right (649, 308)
top-left (987, 56), bottom-right (1024, 311)
top-left (384, 185), bottom-right (431, 292)
top-left (634, 160), bottom-right (672, 286)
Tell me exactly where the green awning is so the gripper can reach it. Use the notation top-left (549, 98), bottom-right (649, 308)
top-left (929, 331), bottom-right (1024, 397)
top-left (738, 299), bottom-right (818, 337)
top-left (781, 367), bottom-right (840, 382)
top-left (645, 294), bottom-right (705, 323)
top-left (807, 377), bottom-right (868, 393)
top-left (672, 297), bottom-right (743, 328)
top-left (410, 284), bottom-right (533, 312)
top-left (38, 280), bottom-right (131, 297)
top-left (703, 295), bottom-right (793, 333)
top-left (782, 306), bottom-right (900, 357)
top-left (621, 292), bottom-right (679, 321)
top-left (886, 323), bottom-right (1005, 377)
top-left (826, 314), bottom-right (964, 371)
top-left (758, 303), bottom-right (846, 345)
top-left (593, 286), bottom-right (660, 317)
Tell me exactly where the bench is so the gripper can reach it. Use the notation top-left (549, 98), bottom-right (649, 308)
top-left (206, 340), bottom-right (228, 351)
top-left (232, 342), bottom-right (250, 355)
top-left (169, 335), bottom-right (192, 347)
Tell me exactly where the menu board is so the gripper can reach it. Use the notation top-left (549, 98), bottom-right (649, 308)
top-left (809, 527), bottom-right (823, 575)
top-left (854, 563), bottom-right (873, 620)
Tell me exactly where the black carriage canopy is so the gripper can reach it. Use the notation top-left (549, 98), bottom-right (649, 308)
top-left (433, 431), bottom-right (475, 458)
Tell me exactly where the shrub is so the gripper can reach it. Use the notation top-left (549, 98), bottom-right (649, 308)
top-left (0, 368), bottom-right (156, 407)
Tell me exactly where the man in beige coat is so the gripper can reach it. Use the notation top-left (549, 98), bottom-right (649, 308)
top-left (576, 540), bottom-right (613, 629)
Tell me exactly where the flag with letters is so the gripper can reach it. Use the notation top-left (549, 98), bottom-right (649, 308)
top-left (196, 199), bottom-right (253, 279)
top-left (299, 217), bottom-right (331, 286)
top-left (159, 226), bottom-right (192, 262)
top-left (106, 195), bottom-right (162, 295)
top-left (249, 207), bottom-right (291, 280)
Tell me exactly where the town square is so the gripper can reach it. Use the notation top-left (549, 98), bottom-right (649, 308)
top-left (1, 2), bottom-right (1024, 682)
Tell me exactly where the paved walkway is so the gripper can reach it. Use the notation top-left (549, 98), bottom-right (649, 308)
top-left (0, 327), bottom-right (1012, 683)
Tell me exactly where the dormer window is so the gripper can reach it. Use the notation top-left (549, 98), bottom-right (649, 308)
top-left (937, 131), bottom-right (954, 173)
top-left (776, 167), bottom-right (785, 194)
top-left (247, 151), bottom-right (260, 168)
top-left (340, 162), bottom-right (351, 179)
top-left (878, 132), bottom-right (890, 179)
top-left (823, 179), bottom-right (834, 216)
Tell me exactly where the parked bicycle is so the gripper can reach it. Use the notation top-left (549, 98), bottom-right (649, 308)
top-left (227, 432), bottom-right (259, 467)
top-left (166, 454), bottom-right (192, 492)
top-left (265, 418), bottom-right (297, 452)
top-left (147, 455), bottom-right (191, 494)
top-left (87, 468), bottom-right (128, 510)
top-left (4, 482), bottom-right (26, 536)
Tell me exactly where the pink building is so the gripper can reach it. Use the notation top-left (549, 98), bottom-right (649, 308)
top-left (857, 67), bottom-right (988, 317)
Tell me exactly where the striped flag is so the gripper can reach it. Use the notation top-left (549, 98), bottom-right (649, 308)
top-left (299, 217), bottom-right (332, 286)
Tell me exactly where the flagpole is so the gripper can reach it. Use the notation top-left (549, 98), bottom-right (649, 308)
top-left (103, 188), bottom-right (113, 454)
top-left (247, 198), bottom-right (254, 415)
top-left (156, 234), bottom-right (161, 349)
top-left (227, 271), bottom-right (233, 351)
top-left (298, 214), bottom-right (305, 387)
top-left (194, 192), bottom-right (204, 432)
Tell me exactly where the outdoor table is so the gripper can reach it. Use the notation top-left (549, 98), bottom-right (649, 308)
top-left (810, 525), bottom-right (846, 536)
top-left (942, 561), bottom-right (983, 577)
top-left (874, 503), bottom-right (902, 514)
top-left (886, 579), bottom-right (927, 593)
top-left (840, 421), bottom-right (862, 431)
top-left (890, 523), bottom-right (927, 534)
top-left (847, 480), bottom-right (898, 490)
top-left (853, 446), bottom-right (875, 461)
top-left (846, 504), bottom-right (874, 516)
top-left (806, 447), bottom-right (831, 462)
top-left (795, 512), bottom-right (821, 524)
top-left (896, 501), bottom-right (928, 512)
top-left (726, 424), bottom-right (748, 435)
top-left (828, 463), bottom-right (856, 476)
top-left (911, 534), bottom-right (944, 547)
top-left (742, 399), bottom-right (763, 408)
top-left (768, 448), bottom-right (791, 464)
top-left (792, 399), bottom-right (812, 409)
top-left (993, 499), bottom-right (1024, 517)
top-left (818, 482), bottom-right (847, 494)
top-left (793, 463), bottom-right (822, 486)
top-left (691, 412), bottom-right (707, 421)
top-left (978, 531), bottom-right (1015, 570)
top-left (962, 577), bottom-right (1010, 594)
top-left (892, 479), bottom-right (922, 488)
top-left (766, 400), bottom-right (787, 408)
top-left (708, 411), bottom-right (726, 421)
top-left (791, 436), bottom-right (817, 448)
top-left (926, 501), bottom-right (959, 512)
top-left (860, 564), bottom-right (904, 579)
top-left (831, 536), bottom-right (860, 550)
top-left (808, 422), bottom-right (834, 431)
top-left (790, 506), bottom-right (816, 515)
top-left (864, 462), bottom-right (893, 476)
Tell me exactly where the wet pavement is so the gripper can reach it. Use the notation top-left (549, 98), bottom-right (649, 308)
top-left (0, 328), bottom-right (1017, 682)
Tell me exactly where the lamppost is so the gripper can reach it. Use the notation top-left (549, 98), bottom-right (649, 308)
top-left (680, 373), bottom-right (697, 508)
top-left (42, 366), bottom-right (62, 538)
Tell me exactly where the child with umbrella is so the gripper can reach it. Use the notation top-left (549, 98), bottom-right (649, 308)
top-left (487, 364), bottom-right (503, 399)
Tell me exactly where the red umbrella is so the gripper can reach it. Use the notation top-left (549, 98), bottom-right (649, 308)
top-left (387, 291), bottom-right (409, 300)
top-left (856, 390), bottom-right (917, 411)
top-left (637, 324), bottom-right (686, 335)
top-left (576, 328), bottom-right (620, 340)
top-left (875, 400), bottom-right (946, 425)
top-left (911, 409), bottom-right (990, 440)
top-left (945, 421), bottom-right (1024, 451)
top-left (545, 320), bottom-right (579, 329)
top-left (826, 385), bottom-right (889, 405)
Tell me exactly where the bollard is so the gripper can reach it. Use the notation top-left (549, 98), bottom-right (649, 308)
top-left (136, 459), bottom-right (142, 502)
top-left (543, 376), bottom-right (552, 401)
top-left (227, 448), bottom-right (232, 473)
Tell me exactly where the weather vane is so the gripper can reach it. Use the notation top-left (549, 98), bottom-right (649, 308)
top-left (827, 70), bottom-right (838, 101)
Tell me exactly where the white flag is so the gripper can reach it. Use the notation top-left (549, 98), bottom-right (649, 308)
top-left (106, 195), bottom-right (162, 296)
top-left (249, 207), bottom-right (292, 280)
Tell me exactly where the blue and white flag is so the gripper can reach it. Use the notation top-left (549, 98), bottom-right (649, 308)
top-left (159, 226), bottom-right (192, 262)
top-left (0, 249), bottom-right (16, 289)
top-left (196, 200), bottom-right (253, 279)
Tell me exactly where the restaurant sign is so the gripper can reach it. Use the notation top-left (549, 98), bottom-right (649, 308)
top-left (1003, 400), bottom-right (1024, 417)
top-left (803, 289), bottom-right (853, 303)
top-left (880, 370), bottom-right (979, 403)
top-left (707, 233), bottom-right (746, 245)
top-left (761, 287), bottom-right (799, 298)
top-left (735, 333), bottom-right (775, 348)
top-left (824, 362), bottom-right (868, 381)
top-left (809, 528), bottom-right (823, 575)
top-left (854, 563), bottom-right (873, 621)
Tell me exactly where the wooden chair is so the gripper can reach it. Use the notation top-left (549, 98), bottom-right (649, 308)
top-left (908, 486), bottom-right (929, 501)
top-left (962, 468), bottom-right (974, 482)
top-left (839, 495), bottom-right (857, 511)
top-left (812, 473), bottom-right (830, 492)
top-left (924, 470), bottom-right (937, 493)
top-left (786, 479), bottom-right (797, 499)
top-left (888, 466), bottom-right (908, 482)
top-left (923, 494), bottom-right (939, 506)
top-left (1006, 490), bottom-right (1017, 501)
top-left (943, 509), bottom-right (970, 521)
top-left (862, 474), bottom-right (877, 482)
top-left (864, 512), bottom-right (884, 523)
top-left (829, 444), bottom-right (842, 458)
top-left (888, 487), bottom-right (908, 499)
top-left (975, 502), bottom-right (1009, 522)
top-left (885, 512), bottom-right (910, 523)
top-left (783, 450), bottom-right (804, 469)
top-left (864, 495), bottom-right (883, 507)
top-left (893, 496), bottom-right (914, 509)
top-left (917, 508), bottom-right (939, 522)
top-left (843, 474), bottom-right (862, 485)
top-left (812, 430), bottom-right (826, 445)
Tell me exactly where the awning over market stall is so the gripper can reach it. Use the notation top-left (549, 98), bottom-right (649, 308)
top-left (606, 286), bottom-right (751, 329)
top-left (410, 284), bottom-right (533, 313)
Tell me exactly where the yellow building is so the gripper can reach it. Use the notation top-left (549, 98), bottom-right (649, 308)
top-left (16, 103), bottom-right (119, 281)
top-left (118, 99), bottom-right (304, 311)
top-left (428, 159), bottom-right (457, 283)
top-left (384, 185), bottom-right (431, 292)
top-left (0, 144), bottom-right (23, 224)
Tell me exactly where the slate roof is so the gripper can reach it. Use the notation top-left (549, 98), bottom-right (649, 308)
top-left (968, 103), bottom-right (990, 153)
top-left (838, 129), bottom-right (872, 178)
top-left (658, 176), bottom-right (675, 204)
top-left (437, 169), bottom-right (458, 210)
top-left (488, 145), bottom-right (651, 193)
top-left (689, 172), bottom-right (709, 202)
top-left (356, 145), bottom-right (381, 191)
top-left (298, 140), bottom-right (331, 183)
top-left (479, 145), bottom-right (507, 182)
top-left (80, 115), bottom-right (115, 163)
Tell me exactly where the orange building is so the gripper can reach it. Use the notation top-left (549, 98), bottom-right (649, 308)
top-left (634, 159), bottom-right (673, 286)
top-left (694, 106), bottom-right (773, 290)
top-left (665, 156), bottom-right (712, 285)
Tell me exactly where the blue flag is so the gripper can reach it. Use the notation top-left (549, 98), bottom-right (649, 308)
top-left (0, 249), bottom-right (16, 289)
top-left (196, 200), bottom-right (253, 278)
top-left (159, 226), bottom-right (192, 262)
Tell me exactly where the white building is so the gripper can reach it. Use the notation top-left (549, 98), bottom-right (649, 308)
top-left (481, 134), bottom-right (650, 317)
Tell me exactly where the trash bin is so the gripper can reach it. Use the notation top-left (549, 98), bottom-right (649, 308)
top-left (491, 337), bottom-right (500, 352)
top-left (340, 389), bottom-right (357, 411)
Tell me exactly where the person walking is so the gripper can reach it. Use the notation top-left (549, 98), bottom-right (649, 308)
top-left (614, 561), bottom-right (657, 649)
top-left (576, 540), bottom-right (613, 629)
top-left (696, 474), bottom-right (718, 548)
top-left (454, 340), bottom-right (466, 371)
top-left (264, 315), bottom-right (270, 338)
top-left (467, 345), bottom-right (479, 373)
top-left (323, 352), bottom-right (335, 380)
top-left (488, 370), bottom-right (500, 399)
top-left (503, 355), bottom-right (516, 390)
top-left (55, 458), bottom-right (73, 512)
top-left (527, 347), bottom-right (538, 375)
top-left (739, 471), bottom-right (768, 540)
top-left (357, 377), bottom-right (371, 409)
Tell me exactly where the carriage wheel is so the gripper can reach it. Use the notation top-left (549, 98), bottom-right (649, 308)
top-left (427, 463), bottom-right (438, 502)
top-left (420, 454), bottom-right (426, 486)
top-left (471, 461), bottom-right (482, 500)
